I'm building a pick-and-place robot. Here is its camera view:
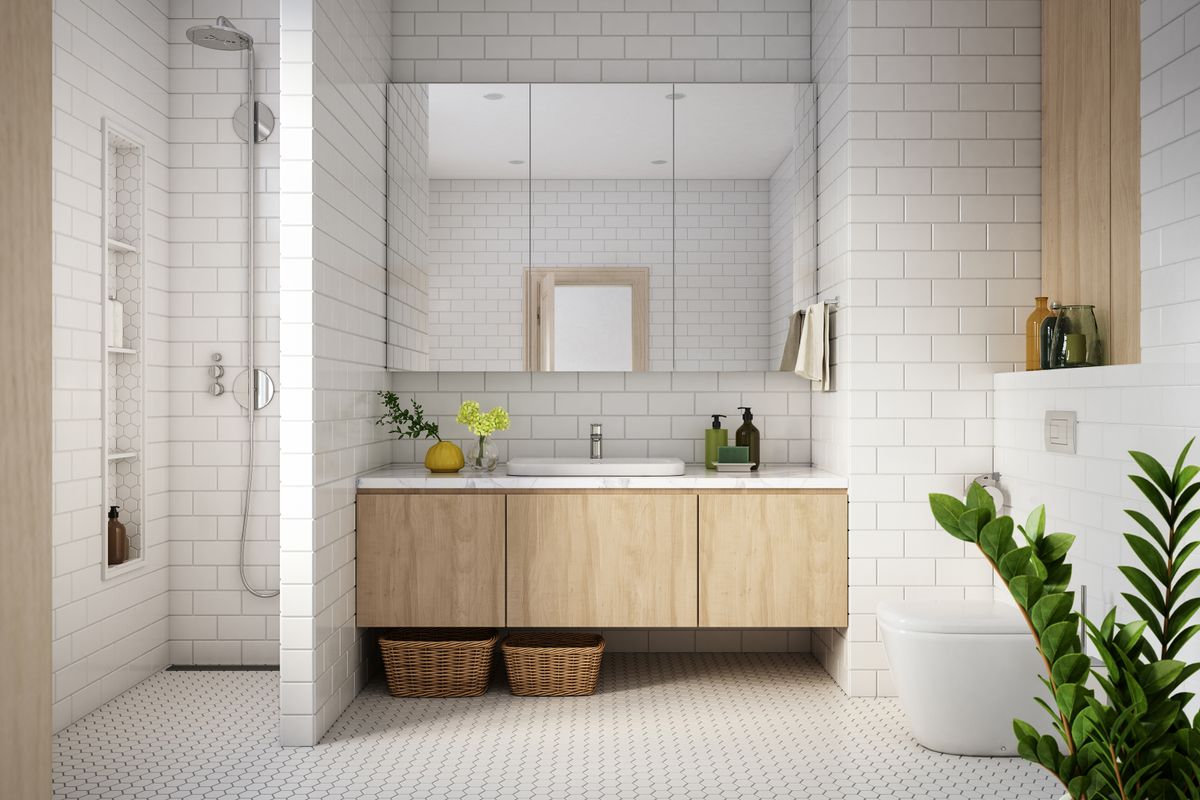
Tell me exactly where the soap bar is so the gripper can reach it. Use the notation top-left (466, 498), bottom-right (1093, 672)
top-left (717, 445), bottom-right (750, 464)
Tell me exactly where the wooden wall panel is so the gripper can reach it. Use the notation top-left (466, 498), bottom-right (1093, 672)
top-left (1042, 0), bottom-right (1140, 365)
top-left (0, 0), bottom-right (53, 796)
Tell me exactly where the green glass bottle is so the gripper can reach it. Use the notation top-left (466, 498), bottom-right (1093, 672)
top-left (735, 406), bottom-right (760, 470)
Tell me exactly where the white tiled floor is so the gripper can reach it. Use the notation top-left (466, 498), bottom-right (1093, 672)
top-left (54, 654), bottom-right (1061, 799)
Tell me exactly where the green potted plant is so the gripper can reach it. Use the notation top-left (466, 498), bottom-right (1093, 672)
top-left (928, 440), bottom-right (1200, 799)
top-left (376, 392), bottom-right (463, 473)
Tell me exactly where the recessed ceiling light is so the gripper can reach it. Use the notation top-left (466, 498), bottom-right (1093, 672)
top-left (483, 92), bottom-right (504, 100)
top-left (650, 159), bottom-right (668, 165)
top-left (665, 92), bottom-right (686, 100)
top-left (509, 159), bottom-right (526, 165)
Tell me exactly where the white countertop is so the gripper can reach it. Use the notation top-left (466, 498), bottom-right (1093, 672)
top-left (357, 463), bottom-right (847, 490)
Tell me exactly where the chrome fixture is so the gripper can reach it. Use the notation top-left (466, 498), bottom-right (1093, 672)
top-left (590, 423), bottom-right (603, 460)
top-left (233, 100), bottom-right (275, 144)
top-left (232, 368), bottom-right (276, 412)
top-left (209, 352), bottom-right (225, 396)
top-left (187, 17), bottom-right (277, 599)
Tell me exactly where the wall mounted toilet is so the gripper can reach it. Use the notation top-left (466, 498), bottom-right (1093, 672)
top-left (878, 600), bottom-right (1048, 757)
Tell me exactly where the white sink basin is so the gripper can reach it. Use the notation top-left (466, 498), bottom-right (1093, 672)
top-left (506, 457), bottom-right (686, 477)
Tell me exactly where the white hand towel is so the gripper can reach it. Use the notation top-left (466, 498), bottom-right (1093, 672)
top-left (794, 302), bottom-right (826, 385)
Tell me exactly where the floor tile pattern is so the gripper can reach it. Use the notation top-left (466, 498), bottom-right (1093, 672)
top-left (54, 654), bottom-right (1062, 799)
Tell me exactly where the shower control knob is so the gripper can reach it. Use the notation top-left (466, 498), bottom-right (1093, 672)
top-left (209, 364), bottom-right (225, 379)
top-left (212, 352), bottom-right (222, 362)
top-left (210, 383), bottom-right (225, 397)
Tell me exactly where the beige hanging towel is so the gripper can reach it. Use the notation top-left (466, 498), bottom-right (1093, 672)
top-left (795, 302), bottom-right (831, 391)
top-left (778, 310), bottom-right (803, 371)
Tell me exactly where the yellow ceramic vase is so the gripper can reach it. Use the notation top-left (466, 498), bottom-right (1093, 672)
top-left (424, 440), bottom-right (465, 473)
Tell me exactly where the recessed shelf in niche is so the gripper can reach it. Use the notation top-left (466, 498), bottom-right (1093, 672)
top-left (107, 238), bottom-right (139, 254)
top-left (107, 347), bottom-right (138, 355)
top-left (107, 451), bottom-right (139, 461)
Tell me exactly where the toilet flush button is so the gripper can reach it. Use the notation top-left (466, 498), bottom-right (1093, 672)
top-left (1045, 410), bottom-right (1077, 454)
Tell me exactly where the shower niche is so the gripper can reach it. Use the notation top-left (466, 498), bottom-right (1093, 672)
top-left (101, 119), bottom-right (146, 578)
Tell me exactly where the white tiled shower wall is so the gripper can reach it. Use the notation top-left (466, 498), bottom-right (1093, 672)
top-left (51, 0), bottom-right (171, 732)
top-left (992, 0), bottom-right (1200, 667)
top-left (391, 0), bottom-right (813, 84)
top-left (819, 0), bottom-right (1044, 695)
top-left (166, 3), bottom-right (282, 667)
top-left (279, 0), bottom-right (393, 747)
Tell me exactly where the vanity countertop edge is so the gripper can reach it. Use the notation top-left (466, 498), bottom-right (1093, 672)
top-left (357, 464), bottom-right (848, 491)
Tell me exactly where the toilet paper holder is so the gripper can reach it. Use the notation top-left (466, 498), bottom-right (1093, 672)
top-left (971, 472), bottom-right (1004, 510)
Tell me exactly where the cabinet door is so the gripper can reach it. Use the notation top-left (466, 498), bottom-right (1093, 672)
top-left (356, 493), bottom-right (505, 628)
top-left (699, 493), bottom-right (847, 627)
top-left (506, 494), bottom-right (698, 627)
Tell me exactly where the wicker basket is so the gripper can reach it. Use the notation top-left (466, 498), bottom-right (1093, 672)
top-left (501, 632), bottom-right (605, 696)
top-left (378, 628), bottom-right (498, 697)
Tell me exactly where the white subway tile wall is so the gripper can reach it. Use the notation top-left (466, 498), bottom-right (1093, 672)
top-left (51, 0), bottom-right (172, 732)
top-left (389, 370), bottom-right (813, 464)
top-left (391, 0), bottom-right (813, 83)
top-left (167, 4), bottom-right (282, 668)
top-left (825, 0), bottom-right (1043, 696)
top-left (1140, 0), bottom-right (1200, 361)
top-left (279, 0), bottom-right (394, 747)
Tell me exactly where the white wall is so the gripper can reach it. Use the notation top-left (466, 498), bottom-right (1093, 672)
top-left (167, 4), bottom-right (282, 667)
top-left (51, 0), bottom-right (171, 732)
top-left (391, 0), bottom-right (813, 83)
top-left (279, 0), bottom-right (394, 747)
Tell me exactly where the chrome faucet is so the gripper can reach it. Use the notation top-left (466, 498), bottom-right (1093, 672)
top-left (590, 423), bottom-right (603, 459)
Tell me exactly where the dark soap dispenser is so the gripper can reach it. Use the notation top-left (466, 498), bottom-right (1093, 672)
top-left (735, 406), bottom-right (760, 470)
top-left (107, 505), bottom-right (128, 566)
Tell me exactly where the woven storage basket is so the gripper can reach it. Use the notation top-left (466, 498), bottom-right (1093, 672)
top-left (501, 632), bottom-right (605, 696)
top-left (379, 628), bottom-right (498, 697)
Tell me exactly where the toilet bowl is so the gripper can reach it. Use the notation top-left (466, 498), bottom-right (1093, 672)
top-left (878, 600), bottom-right (1048, 757)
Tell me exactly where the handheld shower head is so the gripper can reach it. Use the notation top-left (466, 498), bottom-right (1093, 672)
top-left (186, 16), bottom-right (253, 51)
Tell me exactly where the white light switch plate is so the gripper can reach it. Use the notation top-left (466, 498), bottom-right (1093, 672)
top-left (1045, 410), bottom-right (1077, 454)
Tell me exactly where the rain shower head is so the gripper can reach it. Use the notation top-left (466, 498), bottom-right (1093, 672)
top-left (186, 16), bottom-right (253, 51)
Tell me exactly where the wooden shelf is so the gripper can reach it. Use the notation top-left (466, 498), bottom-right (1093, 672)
top-left (107, 451), bottom-right (138, 461)
top-left (106, 238), bottom-right (138, 254)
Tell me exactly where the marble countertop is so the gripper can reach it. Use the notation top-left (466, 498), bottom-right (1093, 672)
top-left (357, 463), bottom-right (848, 490)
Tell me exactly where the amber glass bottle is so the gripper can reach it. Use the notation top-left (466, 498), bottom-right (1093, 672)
top-left (107, 505), bottom-right (128, 566)
top-left (1025, 297), bottom-right (1054, 370)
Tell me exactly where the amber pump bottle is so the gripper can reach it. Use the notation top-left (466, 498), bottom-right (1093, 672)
top-left (735, 406), bottom-right (760, 470)
top-left (107, 505), bottom-right (128, 566)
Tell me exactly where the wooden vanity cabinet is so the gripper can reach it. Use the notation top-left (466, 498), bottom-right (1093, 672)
top-left (699, 492), bottom-right (848, 628)
top-left (506, 493), bottom-right (698, 628)
top-left (356, 493), bottom-right (505, 628)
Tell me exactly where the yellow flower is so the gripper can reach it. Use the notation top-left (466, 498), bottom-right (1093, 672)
top-left (457, 400), bottom-right (510, 438)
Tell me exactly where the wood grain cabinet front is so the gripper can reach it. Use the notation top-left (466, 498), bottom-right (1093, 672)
top-left (699, 493), bottom-right (848, 628)
top-left (356, 493), bottom-right (505, 628)
top-left (506, 494), bottom-right (698, 628)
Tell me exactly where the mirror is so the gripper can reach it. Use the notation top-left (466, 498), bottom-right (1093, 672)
top-left (385, 83), bottom-right (815, 372)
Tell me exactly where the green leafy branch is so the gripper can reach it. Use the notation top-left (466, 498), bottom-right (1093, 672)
top-left (375, 392), bottom-right (441, 441)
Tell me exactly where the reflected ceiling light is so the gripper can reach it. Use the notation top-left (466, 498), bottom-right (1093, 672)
top-left (483, 93), bottom-right (505, 100)
top-left (665, 92), bottom-right (686, 100)
top-left (650, 159), bottom-right (668, 165)
top-left (509, 159), bottom-right (526, 165)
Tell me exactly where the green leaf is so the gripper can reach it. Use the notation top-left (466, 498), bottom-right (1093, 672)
top-left (1067, 776), bottom-right (1090, 800)
top-left (1121, 593), bottom-right (1165, 642)
top-left (1009, 575), bottom-right (1044, 610)
top-left (1052, 653), bottom-right (1091, 687)
top-left (1166, 598), bottom-right (1200, 638)
top-left (1043, 562), bottom-right (1072, 594)
top-left (966, 481), bottom-right (996, 517)
top-left (1178, 509), bottom-right (1200, 543)
top-left (1036, 734), bottom-right (1062, 770)
top-left (929, 493), bottom-right (969, 539)
top-left (1131, 474), bottom-right (1172, 522)
top-left (957, 507), bottom-right (988, 544)
top-left (1125, 509), bottom-right (1170, 552)
top-left (1026, 505), bottom-right (1046, 541)
top-left (1039, 532), bottom-right (1076, 563)
top-left (1166, 625), bottom-right (1200, 659)
top-left (1120, 565), bottom-right (1167, 614)
top-left (1177, 464), bottom-right (1200, 494)
top-left (1138, 660), bottom-right (1186, 694)
top-left (1131, 449), bottom-right (1176, 497)
top-left (1171, 437), bottom-right (1195, 482)
top-left (1115, 619), bottom-right (1149, 654)
top-left (1028, 552), bottom-right (1048, 580)
top-left (1125, 532), bottom-right (1169, 583)
top-left (1013, 718), bottom-right (1039, 743)
top-left (998, 546), bottom-right (1032, 581)
top-left (1056, 683), bottom-right (1084, 720)
top-left (1176, 482), bottom-right (1200, 526)
top-left (979, 516), bottom-right (1015, 562)
top-left (1041, 620), bottom-right (1079, 663)
top-left (1031, 592), bottom-right (1074, 634)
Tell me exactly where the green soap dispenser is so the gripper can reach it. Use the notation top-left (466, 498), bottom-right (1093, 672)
top-left (736, 406), bottom-right (760, 470)
top-left (704, 414), bottom-right (728, 470)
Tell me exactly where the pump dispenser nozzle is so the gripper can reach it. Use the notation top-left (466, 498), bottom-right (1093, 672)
top-left (710, 414), bottom-right (727, 429)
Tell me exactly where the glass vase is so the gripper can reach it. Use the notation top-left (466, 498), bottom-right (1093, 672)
top-left (1050, 304), bottom-right (1102, 368)
top-left (467, 435), bottom-right (499, 472)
